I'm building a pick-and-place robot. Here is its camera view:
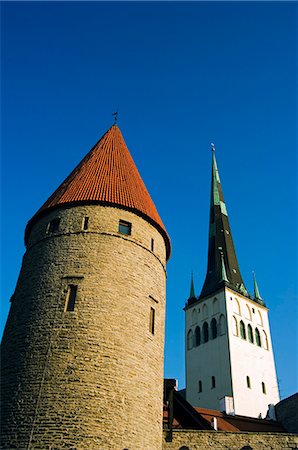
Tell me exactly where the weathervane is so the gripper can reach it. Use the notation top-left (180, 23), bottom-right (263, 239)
top-left (112, 109), bottom-right (119, 124)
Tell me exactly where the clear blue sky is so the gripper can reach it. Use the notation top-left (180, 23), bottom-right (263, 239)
top-left (1, 2), bottom-right (297, 400)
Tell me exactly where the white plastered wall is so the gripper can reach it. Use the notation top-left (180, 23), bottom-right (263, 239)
top-left (226, 288), bottom-right (280, 417)
top-left (185, 287), bottom-right (280, 418)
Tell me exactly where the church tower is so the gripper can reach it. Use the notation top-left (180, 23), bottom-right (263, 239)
top-left (1, 124), bottom-right (171, 450)
top-left (185, 148), bottom-right (279, 418)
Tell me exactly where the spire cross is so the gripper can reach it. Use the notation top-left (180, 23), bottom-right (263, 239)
top-left (211, 142), bottom-right (215, 152)
top-left (112, 109), bottom-right (119, 124)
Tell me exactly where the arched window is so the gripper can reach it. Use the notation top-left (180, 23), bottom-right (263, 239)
top-left (248, 324), bottom-right (254, 343)
top-left (245, 304), bottom-right (252, 320)
top-left (219, 314), bottom-right (226, 335)
top-left (263, 330), bottom-right (269, 350)
top-left (211, 376), bottom-right (216, 389)
top-left (233, 298), bottom-right (241, 315)
top-left (203, 322), bottom-right (209, 343)
top-left (246, 376), bottom-right (251, 388)
top-left (202, 304), bottom-right (208, 319)
top-left (255, 328), bottom-right (261, 347)
top-left (179, 447), bottom-right (190, 450)
top-left (187, 329), bottom-right (194, 350)
top-left (232, 316), bottom-right (238, 336)
top-left (192, 308), bottom-right (197, 325)
top-left (262, 382), bottom-right (266, 394)
top-left (195, 326), bottom-right (201, 346)
top-left (240, 320), bottom-right (246, 340)
top-left (211, 318), bottom-right (217, 339)
top-left (198, 380), bottom-right (202, 392)
top-left (213, 297), bottom-right (219, 314)
top-left (257, 310), bottom-right (263, 326)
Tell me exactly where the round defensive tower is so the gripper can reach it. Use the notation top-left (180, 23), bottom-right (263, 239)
top-left (1, 125), bottom-right (171, 450)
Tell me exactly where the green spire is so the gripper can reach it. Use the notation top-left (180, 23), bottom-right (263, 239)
top-left (199, 145), bottom-right (249, 300)
top-left (253, 271), bottom-right (265, 305)
top-left (189, 272), bottom-right (196, 299)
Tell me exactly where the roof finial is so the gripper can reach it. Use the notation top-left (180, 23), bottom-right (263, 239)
top-left (211, 142), bottom-right (215, 152)
top-left (112, 108), bottom-right (118, 125)
top-left (252, 271), bottom-right (264, 305)
top-left (219, 249), bottom-right (229, 283)
top-left (189, 271), bottom-right (196, 300)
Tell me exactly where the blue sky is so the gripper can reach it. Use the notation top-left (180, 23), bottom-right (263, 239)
top-left (1, 2), bottom-right (297, 400)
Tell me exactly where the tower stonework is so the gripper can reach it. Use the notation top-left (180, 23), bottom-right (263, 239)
top-left (185, 149), bottom-right (279, 418)
top-left (1, 125), bottom-right (171, 450)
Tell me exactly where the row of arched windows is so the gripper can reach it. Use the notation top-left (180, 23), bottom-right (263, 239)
top-left (191, 298), bottom-right (220, 324)
top-left (233, 297), bottom-right (263, 326)
top-left (187, 315), bottom-right (226, 350)
top-left (232, 316), bottom-right (269, 349)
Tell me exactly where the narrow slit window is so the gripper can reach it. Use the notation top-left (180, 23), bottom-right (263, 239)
top-left (47, 218), bottom-right (60, 234)
top-left (149, 307), bottom-right (155, 334)
top-left (198, 380), bottom-right (202, 392)
top-left (151, 238), bottom-right (154, 252)
top-left (262, 382), bottom-right (266, 394)
top-left (118, 220), bottom-right (131, 235)
top-left (246, 376), bottom-right (251, 389)
top-left (65, 285), bottom-right (78, 312)
top-left (211, 376), bottom-right (216, 389)
top-left (83, 216), bottom-right (89, 230)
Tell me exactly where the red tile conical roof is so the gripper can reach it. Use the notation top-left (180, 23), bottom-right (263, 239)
top-left (25, 125), bottom-right (171, 259)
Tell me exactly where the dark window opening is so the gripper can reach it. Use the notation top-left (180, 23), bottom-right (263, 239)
top-left (118, 220), bottom-right (131, 235)
top-left (198, 380), bottom-right (202, 392)
top-left (211, 318), bottom-right (217, 339)
top-left (248, 324), bottom-right (254, 343)
top-left (255, 328), bottom-right (261, 347)
top-left (149, 307), bottom-right (155, 334)
top-left (211, 376), bottom-right (216, 389)
top-left (203, 321), bottom-right (209, 343)
top-left (262, 382), bottom-right (266, 394)
top-left (246, 376), bottom-right (251, 389)
top-left (195, 326), bottom-right (201, 346)
top-left (47, 218), bottom-right (60, 234)
top-left (151, 238), bottom-right (154, 251)
top-left (240, 320), bottom-right (246, 340)
top-left (65, 285), bottom-right (77, 312)
top-left (83, 216), bottom-right (89, 230)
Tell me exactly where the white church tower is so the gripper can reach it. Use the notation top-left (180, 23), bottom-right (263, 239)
top-left (185, 147), bottom-right (280, 418)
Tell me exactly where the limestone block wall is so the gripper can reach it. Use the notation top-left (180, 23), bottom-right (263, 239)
top-left (1, 205), bottom-right (168, 450)
top-left (163, 430), bottom-right (298, 450)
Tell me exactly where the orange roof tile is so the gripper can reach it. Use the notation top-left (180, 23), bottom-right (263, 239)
top-left (25, 125), bottom-right (171, 259)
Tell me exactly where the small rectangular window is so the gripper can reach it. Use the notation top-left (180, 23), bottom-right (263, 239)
top-left (198, 380), bottom-right (202, 392)
top-left (149, 307), bottom-right (155, 334)
top-left (246, 376), bottom-right (251, 389)
top-left (65, 285), bottom-right (77, 312)
top-left (211, 376), bottom-right (216, 389)
top-left (118, 220), bottom-right (131, 235)
top-left (151, 238), bottom-right (154, 252)
top-left (47, 218), bottom-right (60, 234)
top-left (82, 216), bottom-right (89, 230)
top-left (262, 382), bottom-right (266, 394)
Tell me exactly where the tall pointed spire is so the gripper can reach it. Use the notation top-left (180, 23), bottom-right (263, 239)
top-left (189, 272), bottom-right (196, 300)
top-left (199, 146), bottom-right (249, 299)
top-left (253, 272), bottom-right (265, 306)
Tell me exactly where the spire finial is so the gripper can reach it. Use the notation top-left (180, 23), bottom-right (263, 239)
top-left (189, 271), bottom-right (196, 299)
top-left (219, 249), bottom-right (229, 283)
top-left (253, 271), bottom-right (264, 303)
top-left (211, 142), bottom-right (215, 152)
top-left (112, 108), bottom-right (118, 124)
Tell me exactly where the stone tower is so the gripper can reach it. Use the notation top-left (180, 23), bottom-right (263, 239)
top-left (1, 124), bottom-right (171, 450)
top-left (185, 148), bottom-right (279, 418)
